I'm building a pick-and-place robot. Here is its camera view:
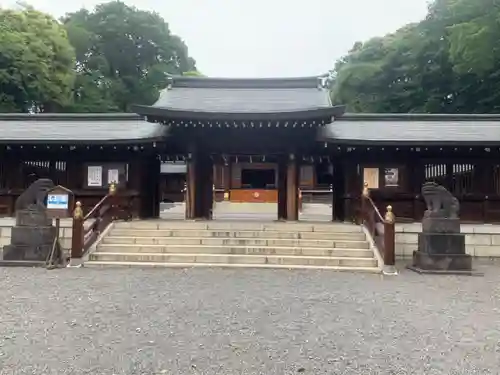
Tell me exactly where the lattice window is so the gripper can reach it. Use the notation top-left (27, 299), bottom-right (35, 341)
top-left (21, 161), bottom-right (68, 188)
top-left (450, 164), bottom-right (474, 195)
top-left (424, 164), bottom-right (447, 185)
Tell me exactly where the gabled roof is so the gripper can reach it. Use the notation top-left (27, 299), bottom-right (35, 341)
top-left (132, 76), bottom-right (345, 121)
top-left (321, 113), bottom-right (500, 145)
top-left (0, 113), bottom-right (167, 144)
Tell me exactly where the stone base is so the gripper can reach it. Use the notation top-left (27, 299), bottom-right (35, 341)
top-left (3, 226), bottom-right (56, 261)
top-left (10, 226), bottom-right (56, 246)
top-left (3, 244), bottom-right (53, 261)
top-left (382, 264), bottom-right (399, 276)
top-left (411, 250), bottom-right (472, 271)
top-left (68, 257), bottom-right (84, 267)
top-left (406, 264), bottom-right (483, 276)
top-left (418, 232), bottom-right (466, 256)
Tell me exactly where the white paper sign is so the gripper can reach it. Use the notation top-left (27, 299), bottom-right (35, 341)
top-left (107, 169), bottom-right (119, 184)
top-left (363, 168), bottom-right (379, 189)
top-left (87, 166), bottom-right (103, 187)
top-left (46, 194), bottom-right (69, 210)
top-left (384, 168), bottom-right (399, 186)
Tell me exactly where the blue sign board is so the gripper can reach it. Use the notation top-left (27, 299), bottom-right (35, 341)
top-left (46, 194), bottom-right (69, 210)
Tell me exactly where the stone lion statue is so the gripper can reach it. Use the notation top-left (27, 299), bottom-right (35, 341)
top-left (15, 178), bottom-right (55, 212)
top-left (421, 182), bottom-right (459, 219)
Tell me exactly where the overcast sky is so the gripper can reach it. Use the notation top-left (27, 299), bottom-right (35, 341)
top-left (2, 0), bottom-right (429, 77)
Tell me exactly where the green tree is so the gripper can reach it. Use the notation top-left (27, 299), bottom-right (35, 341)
top-left (0, 7), bottom-right (75, 112)
top-left (331, 22), bottom-right (456, 113)
top-left (426, 0), bottom-right (500, 112)
top-left (61, 1), bottom-right (197, 112)
top-left (331, 0), bottom-right (500, 113)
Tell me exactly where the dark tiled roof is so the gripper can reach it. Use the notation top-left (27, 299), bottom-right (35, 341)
top-left (321, 114), bottom-right (500, 145)
top-left (132, 76), bottom-right (335, 118)
top-left (155, 76), bottom-right (330, 112)
top-left (0, 113), bottom-right (167, 143)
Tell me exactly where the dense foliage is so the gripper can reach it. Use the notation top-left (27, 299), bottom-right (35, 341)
top-left (0, 7), bottom-right (76, 112)
top-left (331, 0), bottom-right (500, 113)
top-left (3, 0), bottom-right (497, 114)
top-left (0, 1), bottom-right (197, 113)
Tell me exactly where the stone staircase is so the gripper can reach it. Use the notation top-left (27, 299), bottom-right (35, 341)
top-left (86, 220), bottom-right (380, 272)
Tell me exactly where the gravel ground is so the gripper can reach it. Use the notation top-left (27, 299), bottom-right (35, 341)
top-left (1, 262), bottom-right (500, 374)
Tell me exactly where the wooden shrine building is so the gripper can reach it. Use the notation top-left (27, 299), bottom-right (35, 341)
top-left (1, 76), bottom-right (500, 223)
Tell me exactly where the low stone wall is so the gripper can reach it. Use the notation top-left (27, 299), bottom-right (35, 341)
top-left (0, 218), bottom-right (74, 252)
top-left (397, 223), bottom-right (500, 258)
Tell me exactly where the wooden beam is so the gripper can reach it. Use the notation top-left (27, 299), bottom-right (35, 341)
top-left (277, 157), bottom-right (287, 221)
top-left (199, 155), bottom-right (213, 220)
top-left (185, 155), bottom-right (196, 219)
top-left (286, 155), bottom-right (299, 221)
top-left (223, 161), bottom-right (231, 199)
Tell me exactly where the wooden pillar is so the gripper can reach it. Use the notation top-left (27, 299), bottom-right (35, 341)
top-left (151, 157), bottom-right (161, 218)
top-left (475, 161), bottom-right (493, 222)
top-left (223, 161), bottom-right (231, 200)
top-left (185, 155), bottom-right (196, 219)
top-left (198, 154), bottom-right (213, 219)
top-left (475, 162), bottom-right (493, 194)
top-left (332, 161), bottom-right (345, 221)
top-left (343, 161), bottom-right (357, 222)
top-left (411, 159), bottom-right (425, 221)
top-left (49, 160), bottom-right (57, 184)
top-left (187, 149), bottom-right (213, 220)
top-left (277, 157), bottom-right (287, 220)
top-left (286, 154), bottom-right (299, 221)
top-left (66, 158), bottom-right (80, 190)
top-left (445, 162), bottom-right (454, 191)
top-left (139, 154), bottom-right (161, 219)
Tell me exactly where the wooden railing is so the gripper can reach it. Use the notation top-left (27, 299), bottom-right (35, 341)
top-left (298, 189), bottom-right (303, 212)
top-left (70, 183), bottom-right (118, 260)
top-left (360, 182), bottom-right (396, 273)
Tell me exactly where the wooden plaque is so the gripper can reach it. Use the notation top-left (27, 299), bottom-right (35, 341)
top-left (46, 185), bottom-right (74, 219)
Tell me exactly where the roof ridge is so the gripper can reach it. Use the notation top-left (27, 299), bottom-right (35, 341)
top-left (0, 113), bottom-right (142, 121)
top-left (171, 76), bottom-right (325, 89)
top-left (340, 113), bottom-right (500, 121)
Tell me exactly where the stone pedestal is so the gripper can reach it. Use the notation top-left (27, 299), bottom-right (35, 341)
top-left (3, 227), bottom-right (56, 261)
top-left (412, 232), bottom-right (471, 271)
top-left (409, 224), bottom-right (478, 275)
top-left (2, 208), bottom-right (56, 261)
top-left (418, 232), bottom-right (466, 255)
top-left (412, 251), bottom-right (472, 272)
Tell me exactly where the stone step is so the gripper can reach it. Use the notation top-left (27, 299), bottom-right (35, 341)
top-left (85, 261), bottom-right (380, 272)
top-left (89, 252), bottom-right (378, 268)
top-left (112, 221), bottom-right (362, 233)
top-left (109, 229), bottom-right (366, 241)
top-left (96, 243), bottom-right (373, 257)
top-left (101, 236), bottom-right (370, 249)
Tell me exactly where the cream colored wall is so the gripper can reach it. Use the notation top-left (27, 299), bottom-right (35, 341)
top-left (396, 223), bottom-right (500, 258)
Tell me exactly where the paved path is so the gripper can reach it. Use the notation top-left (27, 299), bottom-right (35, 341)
top-left (160, 202), bottom-right (333, 222)
top-left (1, 262), bottom-right (499, 374)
